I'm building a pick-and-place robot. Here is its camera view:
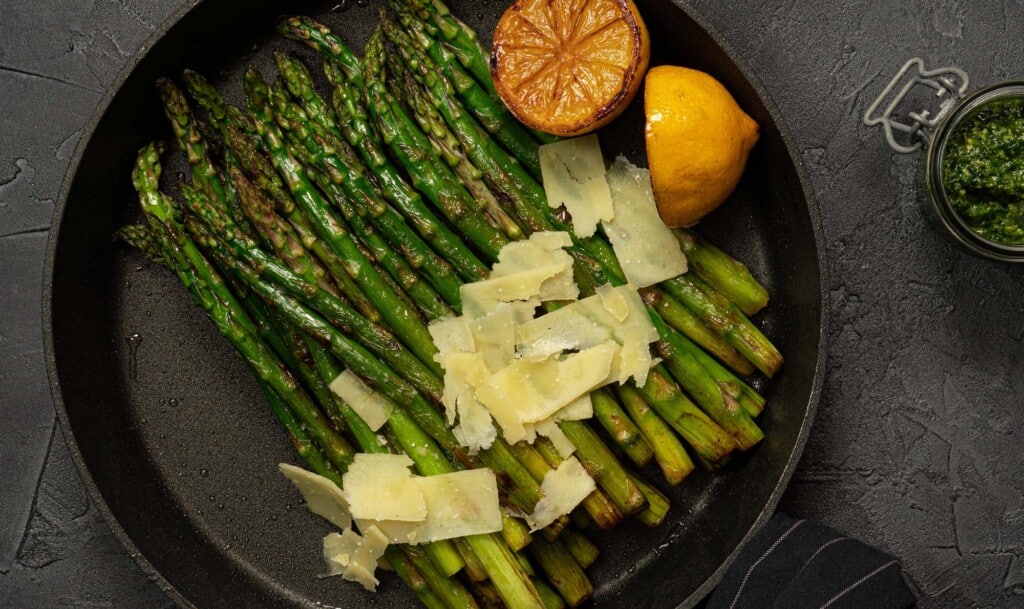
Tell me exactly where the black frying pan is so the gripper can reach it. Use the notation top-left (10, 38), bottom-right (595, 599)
top-left (43, 1), bottom-right (828, 607)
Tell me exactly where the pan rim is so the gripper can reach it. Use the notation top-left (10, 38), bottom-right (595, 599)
top-left (42, 2), bottom-right (206, 608)
top-left (661, 1), bottom-right (829, 606)
top-left (40, 1), bottom-right (829, 608)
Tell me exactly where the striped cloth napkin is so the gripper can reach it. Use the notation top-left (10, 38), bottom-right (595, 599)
top-left (706, 513), bottom-right (917, 609)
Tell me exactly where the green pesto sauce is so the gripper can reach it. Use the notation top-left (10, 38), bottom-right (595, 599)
top-left (942, 97), bottom-right (1024, 246)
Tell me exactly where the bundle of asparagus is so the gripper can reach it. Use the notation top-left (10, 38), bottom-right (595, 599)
top-left (118, 2), bottom-right (781, 607)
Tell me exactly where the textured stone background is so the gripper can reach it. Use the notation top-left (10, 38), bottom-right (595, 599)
top-left (1, 0), bottom-right (1021, 607)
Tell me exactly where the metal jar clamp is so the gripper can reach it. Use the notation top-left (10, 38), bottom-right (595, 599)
top-left (864, 58), bottom-right (1024, 262)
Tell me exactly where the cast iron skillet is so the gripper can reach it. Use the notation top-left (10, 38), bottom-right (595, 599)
top-left (43, 1), bottom-right (828, 607)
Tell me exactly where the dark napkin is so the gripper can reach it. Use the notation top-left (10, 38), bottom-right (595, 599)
top-left (706, 513), bottom-right (917, 609)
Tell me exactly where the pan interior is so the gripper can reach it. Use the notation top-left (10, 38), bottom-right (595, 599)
top-left (47, 1), bottom-right (824, 607)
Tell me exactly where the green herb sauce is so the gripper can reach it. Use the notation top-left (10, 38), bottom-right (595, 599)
top-left (942, 97), bottom-right (1024, 246)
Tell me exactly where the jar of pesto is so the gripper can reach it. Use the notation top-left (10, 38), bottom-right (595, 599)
top-left (864, 58), bottom-right (1024, 262)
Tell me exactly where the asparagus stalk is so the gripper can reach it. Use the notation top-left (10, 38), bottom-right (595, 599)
top-left (285, 131), bottom-right (454, 321)
top-left (387, 59), bottom-right (524, 241)
top-left (275, 52), bottom-right (490, 282)
top-left (244, 67), bottom-right (442, 373)
top-left (361, 29), bottom-right (513, 260)
top-left (182, 184), bottom-right (451, 403)
top-left (397, 0), bottom-right (497, 99)
top-left (589, 389), bottom-right (653, 468)
top-left (233, 165), bottom-right (340, 299)
top-left (639, 286), bottom-right (755, 376)
top-left (626, 473), bottom-right (670, 527)
top-left (532, 578), bottom-right (567, 609)
top-left (223, 119), bottom-right (387, 324)
top-left (116, 224), bottom-right (166, 267)
top-left (187, 69), bottom-right (387, 326)
top-left (381, 20), bottom-right (548, 235)
top-left (156, 77), bottom-right (228, 206)
top-left (678, 336), bottom-right (766, 417)
top-left (648, 313), bottom-right (764, 450)
top-left (280, 16), bottom-right (509, 253)
top-left (398, 0), bottom-right (560, 146)
top-left (615, 384), bottom-right (695, 485)
top-left (636, 366), bottom-right (737, 467)
top-left (132, 143), bottom-right (256, 334)
top-left (401, 545), bottom-right (480, 609)
top-left (268, 83), bottom-right (463, 311)
top-left (675, 228), bottom-right (769, 316)
top-left (660, 273), bottom-right (782, 377)
top-left (387, 3), bottom-right (543, 180)
top-left (528, 537), bottom-right (593, 607)
top-left (134, 152), bottom-right (355, 473)
top-left (385, 546), bottom-right (456, 609)
top-left (454, 537), bottom-right (489, 583)
top-left (559, 529), bottom-right (599, 570)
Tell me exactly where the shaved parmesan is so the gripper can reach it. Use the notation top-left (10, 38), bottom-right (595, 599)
top-left (463, 232), bottom-right (577, 315)
top-left (453, 394), bottom-right (498, 454)
top-left (534, 418), bottom-right (575, 459)
top-left (357, 469), bottom-right (502, 544)
top-left (323, 525), bottom-right (389, 591)
top-left (413, 469), bottom-right (503, 541)
top-left (603, 156), bottom-right (688, 287)
top-left (477, 342), bottom-right (618, 428)
top-left (328, 370), bottom-right (393, 431)
top-left (439, 353), bottom-right (497, 452)
top-left (539, 135), bottom-right (615, 238)
top-left (527, 457), bottom-right (596, 531)
top-left (342, 454), bottom-right (426, 522)
top-left (554, 394), bottom-right (594, 421)
top-left (323, 528), bottom-right (362, 576)
top-left (460, 265), bottom-right (567, 317)
top-left (596, 282), bottom-right (630, 321)
top-left (468, 303), bottom-right (518, 373)
top-left (516, 304), bottom-right (613, 360)
top-left (428, 316), bottom-right (475, 364)
top-left (278, 463), bottom-right (351, 530)
top-left (516, 285), bottom-right (659, 386)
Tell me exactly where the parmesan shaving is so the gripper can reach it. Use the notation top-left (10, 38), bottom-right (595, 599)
top-left (539, 135), bottom-right (615, 238)
top-left (323, 529), bottom-right (361, 576)
top-left (534, 418), bottom-right (575, 459)
top-left (412, 469), bottom-right (503, 541)
top-left (428, 316), bottom-right (475, 365)
top-left (357, 469), bottom-right (503, 544)
top-left (462, 232), bottom-right (577, 315)
top-left (323, 525), bottom-right (389, 591)
top-left (477, 341), bottom-right (618, 427)
top-left (554, 394), bottom-right (594, 421)
top-left (516, 285), bottom-right (659, 386)
top-left (460, 264), bottom-right (567, 317)
top-left (596, 282), bottom-right (630, 321)
top-left (603, 156), bottom-right (688, 287)
top-left (527, 457), bottom-right (596, 531)
top-left (440, 353), bottom-right (497, 452)
top-left (342, 454), bottom-right (426, 522)
top-left (468, 303), bottom-right (518, 373)
top-left (278, 463), bottom-right (351, 530)
top-left (328, 370), bottom-right (393, 431)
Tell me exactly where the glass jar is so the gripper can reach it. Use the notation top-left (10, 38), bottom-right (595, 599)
top-left (864, 58), bottom-right (1024, 262)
